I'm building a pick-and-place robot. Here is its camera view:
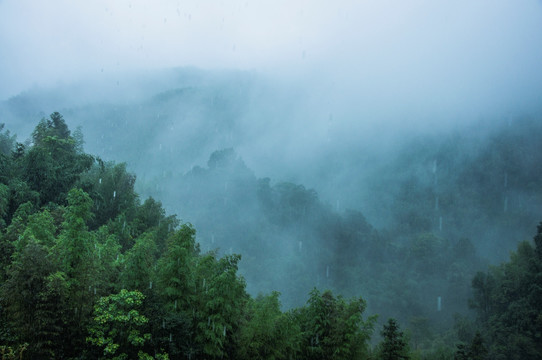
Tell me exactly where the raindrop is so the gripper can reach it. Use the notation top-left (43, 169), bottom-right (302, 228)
top-left (99, 178), bottom-right (102, 184)
top-left (326, 265), bottom-right (330, 278)
top-left (298, 241), bottom-right (303, 251)
top-left (437, 296), bottom-right (442, 311)
top-left (169, 333), bottom-right (172, 342)
top-left (211, 234), bottom-right (215, 244)
top-left (439, 216), bottom-right (443, 232)
top-left (159, 143), bottom-right (162, 151)
top-left (202, 278), bottom-right (206, 289)
top-left (174, 300), bottom-right (177, 309)
top-left (223, 325), bottom-right (226, 337)
top-left (149, 281), bottom-right (153, 289)
top-left (208, 317), bottom-right (211, 325)
top-left (94, 287), bottom-right (96, 295)
top-left (113, 190), bottom-right (116, 198)
top-left (432, 160), bottom-right (437, 174)
top-left (162, 320), bottom-right (165, 329)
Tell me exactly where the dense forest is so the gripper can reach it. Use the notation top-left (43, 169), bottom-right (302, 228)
top-left (1, 111), bottom-right (541, 359)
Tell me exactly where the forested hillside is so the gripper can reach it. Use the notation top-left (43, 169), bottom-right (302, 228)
top-left (0, 115), bottom-right (378, 359)
top-left (1, 113), bottom-right (542, 359)
top-left (3, 72), bottom-right (540, 263)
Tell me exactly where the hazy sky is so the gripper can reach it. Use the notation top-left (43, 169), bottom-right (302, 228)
top-left (1, 0), bottom-right (542, 119)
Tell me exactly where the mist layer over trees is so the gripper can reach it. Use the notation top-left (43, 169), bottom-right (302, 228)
top-left (2, 0), bottom-right (542, 358)
top-left (1, 68), bottom-right (542, 358)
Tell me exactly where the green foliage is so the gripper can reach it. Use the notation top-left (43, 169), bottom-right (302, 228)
top-left (0, 184), bottom-right (8, 229)
top-left (454, 332), bottom-right (487, 360)
top-left (80, 161), bottom-right (139, 234)
top-left (122, 232), bottom-right (157, 291)
top-left (55, 188), bottom-right (95, 281)
top-left (0, 343), bottom-right (28, 360)
top-left (192, 252), bottom-right (247, 359)
top-left (24, 113), bottom-right (94, 206)
top-left (0, 123), bottom-right (16, 156)
top-left (468, 225), bottom-right (542, 359)
top-left (296, 288), bottom-right (376, 360)
top-left (87, 290), bottom-right (154, 359)
top-left (53, 188), bottom-right (98, 357)
top-left (15, 210), bottom-right (56, 252)
top-left (378, 318), bottom-right (410, 360)
top-left (0, 241), bottom-right (61, 358)
top-left (237, 292), bottom-right (300, 360)
top-left (94, 226), bottom-right (123, 294)
top-left (3, 114), bottom-right (542, 359)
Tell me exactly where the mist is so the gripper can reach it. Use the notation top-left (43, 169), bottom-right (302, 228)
top-left (3, 0), bottom-right (542, 177)
top-left (2, 0), bottom-right (542, 348)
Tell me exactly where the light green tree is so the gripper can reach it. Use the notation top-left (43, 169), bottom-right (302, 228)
top-left (87, 289), bottom-right (167, 360)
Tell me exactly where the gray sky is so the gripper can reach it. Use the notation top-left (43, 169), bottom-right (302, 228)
top-left (1, 0), bottom-right (542, 120)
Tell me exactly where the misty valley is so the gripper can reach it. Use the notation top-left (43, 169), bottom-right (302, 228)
top-left (1, 69), bottom-right (542, 359)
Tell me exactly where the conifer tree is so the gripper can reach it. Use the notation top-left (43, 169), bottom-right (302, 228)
top-left (379, 318), bottom-right (410, 360)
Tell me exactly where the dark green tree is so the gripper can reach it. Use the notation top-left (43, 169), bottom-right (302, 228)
top-left (0, 241), bottom-right (59, 358)
top-left (156, 224), bottom-right (199, 358)
top-left (26, 113), bottom-right (93, 206)
top-left (296, 289), bottom-right (375, 360)
top-left (237, 292), bottom-right (300, 360)
top-left (469, 224), bottom-right (542, 359)
top-left (122, 231), bottom-right (158, 292)
top-left (53, 188), bottom-right (97, 357)
top-left (378, 318), bottom-right (410, 360)
top-left (0, 123), bottom-right (16, 155)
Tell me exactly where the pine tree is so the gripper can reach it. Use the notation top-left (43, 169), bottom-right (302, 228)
top-left (379, 318), bottom-right (410, 360)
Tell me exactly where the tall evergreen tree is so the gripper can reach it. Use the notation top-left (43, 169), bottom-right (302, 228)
top-left (378, 318), bottom-right (410, 360)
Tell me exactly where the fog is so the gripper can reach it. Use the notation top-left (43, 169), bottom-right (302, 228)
top-left (2, 0), bottom-right (542, 333)
top-left (2, 0), bottom-right (542, 111)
